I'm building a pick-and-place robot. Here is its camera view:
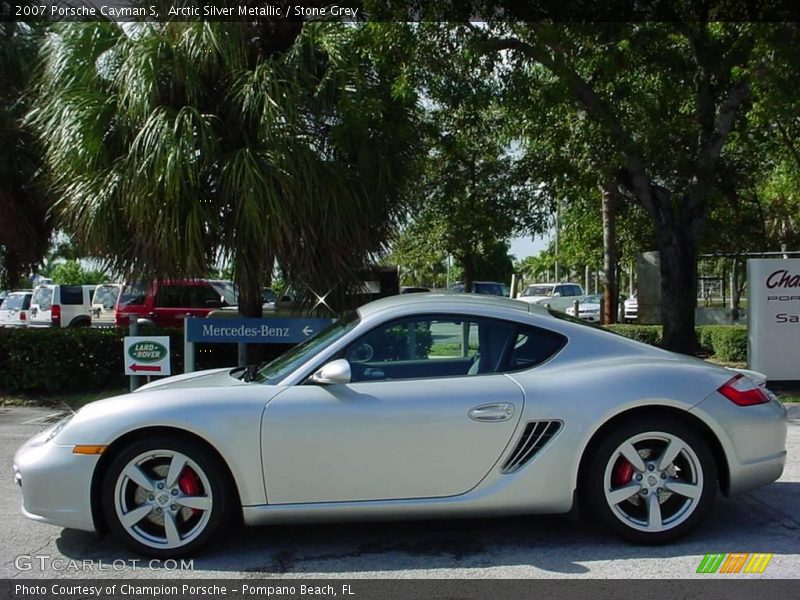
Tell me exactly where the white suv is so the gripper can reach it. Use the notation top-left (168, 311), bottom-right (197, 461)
top-left (517, 282), bottom-right (584, 305)
top-left (29, 284), bottom-right (95, 328)
top-left (0, 290), bottom-right (33, 328)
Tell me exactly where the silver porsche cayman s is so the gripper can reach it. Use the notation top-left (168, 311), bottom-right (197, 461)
top-left (14, 294), bottom-right (787, 556)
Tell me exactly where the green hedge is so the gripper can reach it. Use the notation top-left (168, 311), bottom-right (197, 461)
top-left (606, 324), bottom-right (747, 362)
top-left (605, 325), bottom-right (663, 347)
top-left (0, 327), bottom-right (291, 395)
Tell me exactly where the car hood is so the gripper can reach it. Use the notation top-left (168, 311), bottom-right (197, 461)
top-left (134, 367), bottom-right (245, 392)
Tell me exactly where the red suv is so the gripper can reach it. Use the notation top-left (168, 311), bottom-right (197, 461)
top-left (114, 280), bottom-right (237, 327)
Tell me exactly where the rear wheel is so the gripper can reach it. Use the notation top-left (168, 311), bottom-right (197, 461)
top-left (102, 436), bottom-right (232, 557)
top-left (582, 417), bottom-right (717, 544)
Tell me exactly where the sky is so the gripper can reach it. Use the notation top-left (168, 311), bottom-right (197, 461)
top-left (509, 232), bottom-right (550, 261)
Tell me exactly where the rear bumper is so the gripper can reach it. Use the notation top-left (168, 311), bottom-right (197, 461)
top-left (691, 391), bottom-right (787, 496)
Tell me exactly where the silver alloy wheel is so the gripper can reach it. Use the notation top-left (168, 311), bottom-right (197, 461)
top-left (113, 450), bottom-right (213, 550)
top-left (602, 431), bottom-right (704, 533)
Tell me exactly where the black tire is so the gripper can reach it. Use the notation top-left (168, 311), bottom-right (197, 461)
top-left (581, 416), bottom-right (717, 544)
top-left (102, 435), bottom-right (233, 557)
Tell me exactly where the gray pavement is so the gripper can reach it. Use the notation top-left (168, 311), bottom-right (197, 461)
top-left (1, 405), bottom-right (798, 579)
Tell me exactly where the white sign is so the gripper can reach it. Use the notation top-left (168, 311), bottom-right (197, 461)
top-left (747, 259), bottom-right (800, 381)
top-left (124, 336), bottom-right (171, 377)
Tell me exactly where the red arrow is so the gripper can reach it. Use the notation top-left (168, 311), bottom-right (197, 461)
top-left (131, 364), bottom-right (162, 373)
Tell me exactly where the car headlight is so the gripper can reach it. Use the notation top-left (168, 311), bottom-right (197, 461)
top-left (45, 414), bottom-right (74, 442)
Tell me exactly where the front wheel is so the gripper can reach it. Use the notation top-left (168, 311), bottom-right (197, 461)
top-left (102, 436), bottom-right (232, 557)
top-left (582, 417), bottom-right (717, 544)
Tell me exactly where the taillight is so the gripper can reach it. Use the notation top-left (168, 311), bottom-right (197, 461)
top-left (19, 312), bottom-right (26, 321)
top-left (718, 374), bottom-right (770, 406)
top-left (51, 304), bottom-right (61, 326)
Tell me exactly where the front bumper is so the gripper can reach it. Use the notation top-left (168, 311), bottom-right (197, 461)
top-left (13, 430), bottom-right (98, 532)
top-left (691, 390), bottom-right (787, 496)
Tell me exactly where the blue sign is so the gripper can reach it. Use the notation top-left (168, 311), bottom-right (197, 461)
top-left (186, 317), bottom-right (334, 344)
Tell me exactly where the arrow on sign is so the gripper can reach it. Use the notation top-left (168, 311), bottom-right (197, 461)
top-left (302, 326), bottom-right (314, 337)
top-left (130, 364), bottom-right (162, 373)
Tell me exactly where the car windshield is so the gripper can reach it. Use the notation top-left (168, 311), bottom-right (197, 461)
top-left (210, 281), bottom-right (238, 305)
top-left (522, 285), bottom-right (553, 297)
top-left (254, 312), bottom-right (360, 385)
top-left (583, 294), bottom-right (602, 304)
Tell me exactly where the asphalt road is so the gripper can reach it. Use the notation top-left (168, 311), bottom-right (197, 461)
top-left (1, 405), bottom-right (798, 580)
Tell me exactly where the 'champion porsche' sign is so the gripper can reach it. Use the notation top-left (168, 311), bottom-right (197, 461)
top-left (747, 259), bottom-right (800, 381)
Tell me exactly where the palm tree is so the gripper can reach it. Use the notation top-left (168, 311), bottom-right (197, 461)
top-left (29, 20), bottom-right (417, 358)
top-left (0, 19), bottom-right (52, 289)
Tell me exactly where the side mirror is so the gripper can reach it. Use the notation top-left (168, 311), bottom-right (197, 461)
top-left (552, 292), bottom-right (562, 298)
top-left (310, 358), bottom-right (351, 385)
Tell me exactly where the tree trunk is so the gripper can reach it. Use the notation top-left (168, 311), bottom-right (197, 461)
top-left (462, 252), bottom-right (476, 292)
top-left (657, 224), bottom-right (698, 354)
top-left (601, 182), bottom-right (618, 324)
top-left (1, 249), bottom-right (24, 290)
top-left (237, 282), bottom-right (264, 366)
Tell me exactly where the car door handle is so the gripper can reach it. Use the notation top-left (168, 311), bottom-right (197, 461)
top-left (468, 403), bottom-right (515, 422)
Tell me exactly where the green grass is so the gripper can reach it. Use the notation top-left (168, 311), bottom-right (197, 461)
top-left (778, 392), bottom-right (800, 403)
top-left (0, 388), bottom-right (128, 410)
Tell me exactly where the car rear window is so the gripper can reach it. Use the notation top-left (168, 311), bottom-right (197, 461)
top-left (60, 286), bottom-right (85, 305)
top-left (93, 285), bottom-right (120, 309)
top-left (32, 287), bottom-right (53, 310)
top-left (1, 294), bottom-right (31, 310)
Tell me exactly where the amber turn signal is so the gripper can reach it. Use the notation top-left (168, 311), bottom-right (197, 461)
top-left (72, 445), bottom-right (107, 455)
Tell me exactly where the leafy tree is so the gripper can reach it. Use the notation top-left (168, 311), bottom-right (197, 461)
top-left (460, 20), bottom-right (800, 352)
top-left (50, 260), bottom-right (106, 285)
top-left (397, 103), bottom-right (549, 290)
top-left (29, 21), bottom-right (417, 360)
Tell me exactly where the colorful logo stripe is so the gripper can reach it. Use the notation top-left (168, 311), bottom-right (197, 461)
top-left (697, 553), bottom-right (773, 574)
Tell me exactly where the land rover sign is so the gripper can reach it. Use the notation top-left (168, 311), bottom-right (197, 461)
top-left (124, 336), bottom-right (171, 376)
top-left (747, 258), bottom-right (800, 381)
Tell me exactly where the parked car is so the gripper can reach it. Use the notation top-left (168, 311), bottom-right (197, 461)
top-left (450, 281), bottom-right (510, 296)
top-left (90, 283), bottom-right (124, 328)
top-left (114, 280), bottom-right (237, 328)
top-left (624, 295), bottom-right (639, 322)
top-left (565, 293), bottom-right (602, 322)
top-left (14, 294), bottom-right (786, 556)
top-left (0, 290), bottom-right (33, 328)
top-left (517, 282), bottom-right (584, 305)
top-left (29, 284), bottom-right (95, 328)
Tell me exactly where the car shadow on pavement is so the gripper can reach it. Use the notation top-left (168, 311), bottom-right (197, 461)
top-left (54, 482), bottom-right (800, 577)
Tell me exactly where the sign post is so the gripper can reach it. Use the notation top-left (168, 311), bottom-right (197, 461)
top-left (124, 336), bottom-right (172, 379)
top-left (183, 317), bottom-right (334, 374)
top-left (747, 258), bottom-right (800, 382)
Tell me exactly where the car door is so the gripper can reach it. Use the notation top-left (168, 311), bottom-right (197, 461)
top-left (261, 314), bottom-right (525, 504)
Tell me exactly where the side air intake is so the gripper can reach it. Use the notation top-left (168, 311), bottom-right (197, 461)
top-left (501, 420), bottom-right (562, 473)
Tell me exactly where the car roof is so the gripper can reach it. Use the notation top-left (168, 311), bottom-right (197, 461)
top-left (357, 292), bottom-right (545, 319)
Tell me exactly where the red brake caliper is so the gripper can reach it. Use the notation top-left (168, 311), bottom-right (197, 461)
top-left (613, 459), bottom-right (634, 487)
top-left (178, 467), bottom-right (202, 517)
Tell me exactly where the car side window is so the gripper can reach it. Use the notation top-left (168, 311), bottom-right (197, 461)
top-left (505, 325), bottom-right (567, 372)
top-left (186, 284), bottom-right (222, 308)
top-left (156, 285), bottom-right (185, 308)
top-left (60, 286), bottom-right (84, 305)
top-left (343, 315), bottom-right (517, 383)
